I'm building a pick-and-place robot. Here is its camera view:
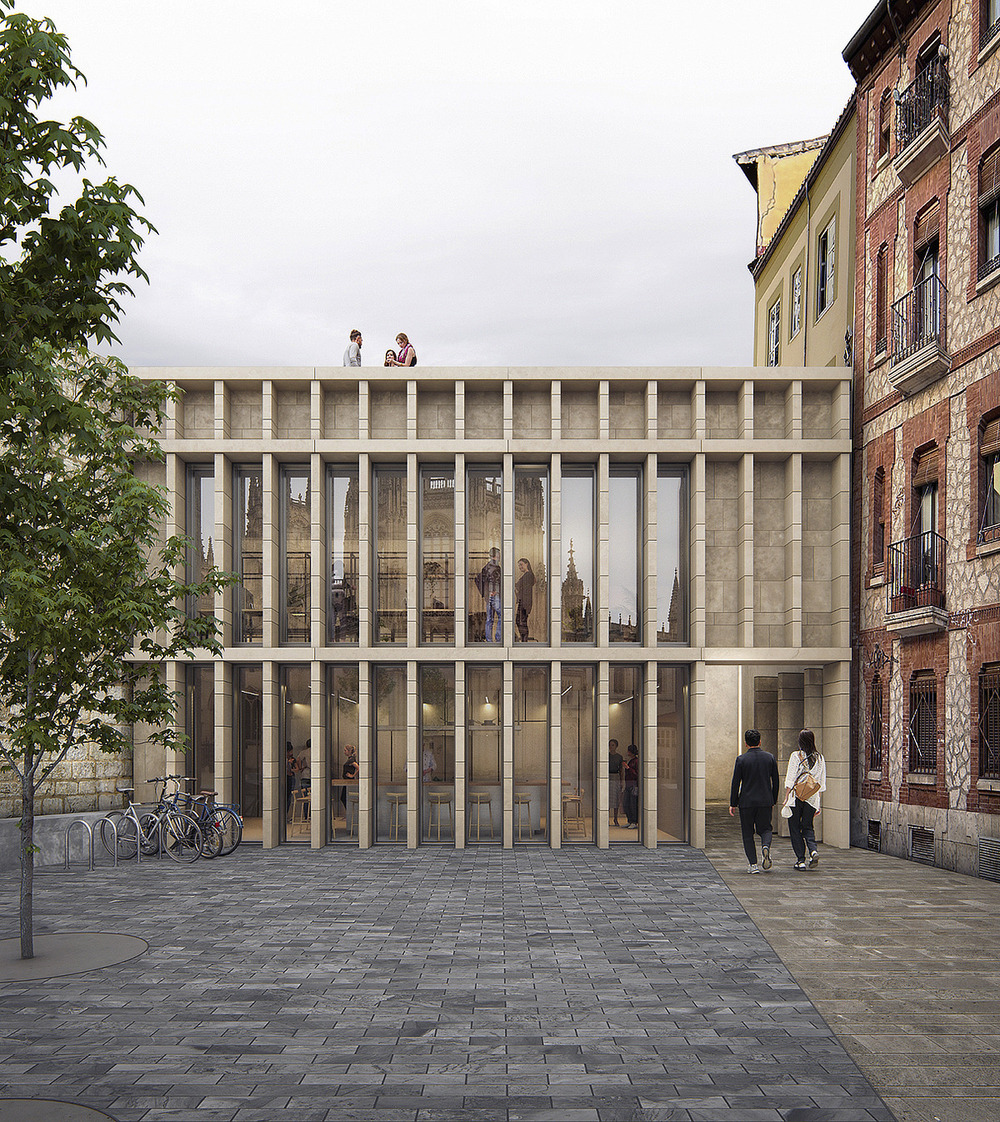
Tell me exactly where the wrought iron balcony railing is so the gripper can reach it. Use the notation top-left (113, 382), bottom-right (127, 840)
top-left (887, 530), bottom-right (946, 614)
top-left (896, 55), bottom-right (948, 152)
top-left (891, 273), bottom-right (946, 366)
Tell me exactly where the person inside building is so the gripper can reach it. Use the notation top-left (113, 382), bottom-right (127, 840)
top-left (623, 744), bottom-right (640, 829)
top-left (515, 557), bottom-right (535, 641)
top-left (476, 547), bottom-right (502, 642)
top-left (608, 738), bottom-right (624, 828)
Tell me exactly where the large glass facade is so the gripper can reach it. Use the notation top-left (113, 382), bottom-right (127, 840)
top-left (467, 467), bottom-right (503, 643)
top-left (234, 466), bottom-right (263, 644)
top-left (328, 665), bottom-right (359, 842)
top-left (186, 465), bottom-right (215, 620)
top-left (657, 471), bottom-right (687, 643)
top-left (560, 666), bottom-right (594, 842)
top-left (609, 664), bottom-right (642, 843)
top-left (281, 467), bottom-right (311, 644)
top-left (327, 467), bottom-right (359, 643)
top-left (281, 666), bottom-right (311, 842)
top-left (374, 469), bottom-right (407, 643)
top-left (513, 665), bottom-right (549, 843)
top-left (421, 468), bottom-right (456, 644)
top-left (561, 472), bottom-right (594, 643)
top-left (235, 666), bottom-right (262, 843)
top-left (467, 665), bottom-right (502, 843)
top-left (420, 666), bottom-right (455, 842)
top-left (514, 468), bottom-right (548, 644)
top-left (185, 665), bottom-right (215, 795)
top-left (374, 665), bottom-right (406, 842)
top-left (609, 470), bottom-right (640, 642)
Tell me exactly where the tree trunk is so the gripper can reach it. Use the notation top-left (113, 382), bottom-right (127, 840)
top-left (20, 770), bottom-right (35, 959)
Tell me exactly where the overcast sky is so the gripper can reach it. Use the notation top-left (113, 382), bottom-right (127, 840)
top-left (20, 0), bottom-right (875, 368)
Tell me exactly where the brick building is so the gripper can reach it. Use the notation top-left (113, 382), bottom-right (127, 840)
top-left (845, 0), bottom-right (1000, 874)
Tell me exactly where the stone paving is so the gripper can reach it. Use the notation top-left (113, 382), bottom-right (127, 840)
top-left (703, 805), bottom-right (1000, 1122)
top-left (0, 844), bottom-right (890, 1122)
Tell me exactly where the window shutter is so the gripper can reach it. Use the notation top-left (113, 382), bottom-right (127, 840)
top-left (914, 201), bottom-right (941, 250)
top-left (981, 147), bottom-right (1000, 207)
top-left (913, 447), bottom-right (940, 487)
top-left (828, 219), bottom-right (836, 299)
top-left (982, 417), bottom-right (1000, 457)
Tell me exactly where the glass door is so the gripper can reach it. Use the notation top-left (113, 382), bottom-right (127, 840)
top-left (513, 666), bottom-right (549, 843)
top-left (656, 665), bottom-right (688, 843)
top-left (235, 667), bottom-right (262, 843)
top-left (560, 666), bottom-right (594, 842)
top-left (328, 665), bottom-right (360, 843)
top-left (420, 666), bottom-right (455, 843)
top-left (467, 666), bottom-right (502, 844)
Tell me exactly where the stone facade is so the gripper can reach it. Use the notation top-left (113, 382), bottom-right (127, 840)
top-left (847, 0), bottom-right (1000, 876)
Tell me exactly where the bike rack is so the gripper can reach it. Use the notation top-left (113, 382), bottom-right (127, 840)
top-left (64, 818), bottom-right (101, 871)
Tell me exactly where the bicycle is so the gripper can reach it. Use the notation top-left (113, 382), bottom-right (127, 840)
top-left (171, 778), bottom-right (241, 857)
top-left (99, 777), bottom-right (206, 863)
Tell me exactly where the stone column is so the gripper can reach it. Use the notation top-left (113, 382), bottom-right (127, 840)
top-left (596, 660), bottom-right (610, 848)
top-left (310, 659), bottom-right (326, 848)
top-left (785, 453), bottom-right (803, 648)
top-left (358, 661), bottom-right (372, 849)
top-left (262, 661), bottom-right (279, 848)
top-left (643, 659), bottom-right (657, 848)
top-left (738, 453), bottom-right (754, 648)
top-left (689, 660), bottom-right (706, 849)
top-left (550, 661), bottom-right (562, 849)
top-left (822, 660), bottom-right (851, 848)
top-left (454, 660), bottom-right (466, 848)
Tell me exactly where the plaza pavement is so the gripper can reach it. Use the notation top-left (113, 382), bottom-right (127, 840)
top-left (0, 809), bottom-right (985, 1122)
top-left (703, 803), bottom-right (1000, 1122)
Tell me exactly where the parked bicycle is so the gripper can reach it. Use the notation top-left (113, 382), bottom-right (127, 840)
top-left (173, 778), bottom-right (243, 857)
top-left (99, 777), bottom-right (210, 863)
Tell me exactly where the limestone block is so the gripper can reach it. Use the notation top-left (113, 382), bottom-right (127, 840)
top-left (323, 386), bottom-right (360, 439)
top-left (466, 389), bottom-right (503, 438)
top-left (230, 388), bottom-right (262, 438)
top-left (705, 390), bottom-right (738, 438)
top-left (417, 389), bottom-right (456, 439)
top-left (802, 390), bottom-right (832, 439)
top-left (276, 389), bottom-right (310, 439)
top-left (657, 390), bottom-right (692, 438)
top-left (753, 389), bottom-right (786, 439)
top-left (512, 389), bottom-right (551, 439)
top-left (369, 389), bottom-right (407, 438)
top-left (561, 389), bottom-right (598, 439)
top-left (182, 389), bottom-right (214, 439)
top-left (609, 389), bottom-right (645, 439)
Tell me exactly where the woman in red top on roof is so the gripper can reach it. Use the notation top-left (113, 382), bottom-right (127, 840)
top-left (387, 333), bottom-right (416, 367)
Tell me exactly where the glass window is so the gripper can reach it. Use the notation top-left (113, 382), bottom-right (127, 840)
top-left (421, 468), bottom-right (455, 644)
top-left (467, 467), bottom-right (503, 643)
top-left (980, 664), bottom-right (1000, 781)
top-left (328, 467), bottom-right (359, 643)
top-left (185, 665), bottom-right (215, 796)
top-left (513, 666), bottom-right (549, 843)
top-left (281, 467), bottom-right (311, 644)
top-left (467, 665), bottom-right (502, 844)
top-left (328, 665), bottom-right (359, 842)
top-left (983, 451), bottom-right (1000, 542)
top-left (657, 470), bottom-right (686, 643)
top-left (186, 465), bottom-right (215, 620)
top-left (767, 298), bottom-right (780, 366)
top-left (870, 674), bottom-right (884, 771)
top-left (610, 665), bottom-right (642, 842)
top-left (420, 666), bottom-right (455, 843)
top-left (235, 666), bottom-right (262, 844)
top-left (281, 665), bottom-right (312, 842)
top-left (515, 467), bottom-right (548, 644)
top-left (561, 472), bottom-right (594, 643)
top-left (374, 468), bottom-right (407, 644)
top-left (908, 671), bottom-right (937, 775)
top-left (609, 470), bottom-right (640, 642)
top-left (374, 666), bottom-right (406, 842)
top-left (561, 666), bottom-right (594, 843)
top-left (817, 217), bottom-right (836, 317)
top-left (656, 665), bottom-right (687, 843)
top-left (791, 267), bottom-right (802, 338)
top-left (233, 466), bottom-right (263, 644)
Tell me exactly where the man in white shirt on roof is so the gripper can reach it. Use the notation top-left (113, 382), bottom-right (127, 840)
top-left (343, 329), bottom-right (362, 366)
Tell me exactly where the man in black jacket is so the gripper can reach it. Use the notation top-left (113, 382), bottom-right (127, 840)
top-left (729, 728), bottom-right (779, 873)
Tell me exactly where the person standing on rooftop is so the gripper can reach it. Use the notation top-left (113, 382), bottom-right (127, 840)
top-left (386, 333), bottom-right (416, 366)
top-left (343, 329), bottom-right (363, 366)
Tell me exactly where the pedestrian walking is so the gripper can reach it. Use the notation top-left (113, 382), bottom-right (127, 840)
top-left (781, 728), bottom-right (826, 870)
top-left (729, 728), bottom-right (779, 873)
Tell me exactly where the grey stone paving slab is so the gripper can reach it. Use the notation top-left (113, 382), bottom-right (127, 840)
top-left (1, 846), bottom-right (889, 1121)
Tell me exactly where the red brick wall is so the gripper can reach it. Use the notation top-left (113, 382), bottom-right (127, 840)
top-left (965, 367), bottom-right (1000, 554)
top-left (966, 615), bottom-right (1000, 812)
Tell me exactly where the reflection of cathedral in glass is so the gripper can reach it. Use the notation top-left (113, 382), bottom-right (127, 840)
top-left (561, 540), bottom-right (592, 641)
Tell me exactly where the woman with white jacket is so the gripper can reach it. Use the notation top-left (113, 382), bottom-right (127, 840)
top-left (782, 728), bottom-right (826, 871)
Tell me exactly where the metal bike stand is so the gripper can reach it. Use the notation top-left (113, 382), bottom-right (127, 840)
top-left (64, 818), bottom-right (99, 871)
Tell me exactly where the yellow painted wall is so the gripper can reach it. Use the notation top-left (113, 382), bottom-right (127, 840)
top-left (753, 109), bottom-right (857, 369)
top-left (756, 149), bottom-right (824, 252)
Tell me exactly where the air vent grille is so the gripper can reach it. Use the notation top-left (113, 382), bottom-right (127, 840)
top-left (909, 825), bottom-right (935, 865)
top-left (867, 821), bottom-right (881, 851)
top-left (979, 837), bottom-right (1000, 883)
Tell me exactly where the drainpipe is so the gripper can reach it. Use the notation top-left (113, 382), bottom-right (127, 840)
top-left (803, 182), bottom-right (811, 365)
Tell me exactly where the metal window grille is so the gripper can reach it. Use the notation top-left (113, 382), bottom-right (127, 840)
top-left (908, 674), bottom-right (937, 774)
top-left (791, 269), bottom-right (801, 338)
top-left (909, 825), bottom-right (935, 865)
top-left (767, 299), bottom-right (780, 366)
top-left (867, 820), bottom-right (881, 851)
top-left (980, 665), bottom-right (1000, 780)
top-left (869, 675), bottom-right (884, 770)
top-left (895, 54), bottom-right (948, 152)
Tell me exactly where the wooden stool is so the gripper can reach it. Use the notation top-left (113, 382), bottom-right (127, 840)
top-left (562, 792), bottom-right (585, 838)
top-left (468, 791), bottom-right (494, 840)
top-left (346, 791), bottom-right (360, 837)
top-left (513, 791), bottom-right (532, 840)
top-left (290, 788), bottom-right (310, 835)
top-left (427, 789), bottom-right (454, 840)
top-left (387, 791), bottom-right (406, 841)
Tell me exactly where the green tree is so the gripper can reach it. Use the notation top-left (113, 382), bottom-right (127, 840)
top-left (0, 3), bottom-right (228, 958)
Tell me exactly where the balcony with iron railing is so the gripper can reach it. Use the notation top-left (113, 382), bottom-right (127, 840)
top-left (894, 55), bottom-right (949, 187)
top-left (888, 273), bottom-right (950, 394)
top-left (886, 530), bottom-right (948, 636)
